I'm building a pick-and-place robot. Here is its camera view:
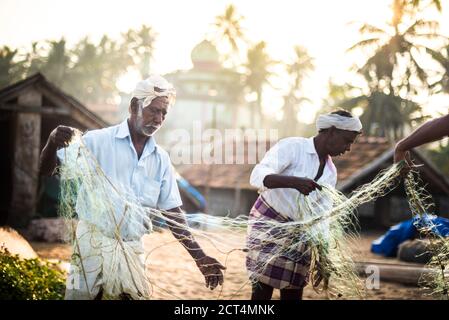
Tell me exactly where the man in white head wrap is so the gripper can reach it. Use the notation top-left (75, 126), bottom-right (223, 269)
top-left (39, 75), bottom-right (226, 299)
top-left (247, 110), bottom-right (362, 300)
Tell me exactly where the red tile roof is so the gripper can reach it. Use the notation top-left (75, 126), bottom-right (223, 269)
top-left (333, 136), bottom-right (392, 182)
top-left (176, 136), bottom-right (393, 191)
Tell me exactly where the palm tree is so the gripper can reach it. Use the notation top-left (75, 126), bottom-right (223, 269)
top-left (282, 46), bottom-right (314, 136)
top-left (347, 0), bottom-right (444, 139)
top-left (41, 39), bottom-right (71, 85)
top-left (0, 26), bottom-right (151, 105)
top-left (0, 46), bottom-right (23, 88)
top-left (69, 37), bottom-right (101, 103)
top-left (243, 41), bottom-right (276, 128)
top-left (425, 45), bottom-right (449, 93)
top-left (123, 25), bottom-right (157, 78)
top-left (70, 36), bottom-right (131, 104)
top-left (349, 12), bottom-right (441, 91)
top-left (24, 42), bottom-right (45, 77)
top-left (212, 4), bottom-right (246, 66)
top-left (340, 90), bottom-right (427, 140)
top-left (321, 80), bottom-right (361, 112)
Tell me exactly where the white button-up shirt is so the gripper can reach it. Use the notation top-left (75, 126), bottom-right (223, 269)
top-left (57, 120), bottom-right (182, 239)
top-left (250, 137), bottom-right (337, 222)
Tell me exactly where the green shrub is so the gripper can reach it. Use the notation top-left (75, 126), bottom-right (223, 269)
top-left (0, 247), bottom-right (66, 300)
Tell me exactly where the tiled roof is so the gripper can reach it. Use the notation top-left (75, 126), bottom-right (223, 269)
top-left (176, 136), bottom-right (393, 191)
top-left (333, 136), bottom-right (392, 182)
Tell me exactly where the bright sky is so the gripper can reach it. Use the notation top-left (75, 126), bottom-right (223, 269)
top-left (1, 0), bottom-right (448, 123)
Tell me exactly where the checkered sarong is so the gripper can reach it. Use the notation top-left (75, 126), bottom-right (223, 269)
top-left (246, 196), bottom-right (312, 289)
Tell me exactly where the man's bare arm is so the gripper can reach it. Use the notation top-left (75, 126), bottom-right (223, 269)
top-left (395, 115), bottom-right (449, 162)
top-left (162, 207), bottom-right (225, 289)
top-left (263, 174), bottom-right (322, 195)
top-left (162, 207), bottom-right (206, 260)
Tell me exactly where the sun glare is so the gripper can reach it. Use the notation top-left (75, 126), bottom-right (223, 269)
top-left (116, 69), bottom-right (141, 94)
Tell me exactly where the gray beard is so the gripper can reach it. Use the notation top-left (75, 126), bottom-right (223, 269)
top-left (142, 125), bottom-right (160, 136)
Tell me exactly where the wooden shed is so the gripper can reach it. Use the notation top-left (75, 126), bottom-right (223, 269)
top-left (0, 73), bottom-right (107, 227)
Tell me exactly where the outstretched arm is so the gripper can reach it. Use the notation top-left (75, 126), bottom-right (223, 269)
top-left (395, 114), bottom-right (449, 163)
top-left (162, 207), bottom-right (225, 290)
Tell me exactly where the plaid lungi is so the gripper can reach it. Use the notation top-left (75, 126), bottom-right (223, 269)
top-left (246, 196), bottom-right (312, 289)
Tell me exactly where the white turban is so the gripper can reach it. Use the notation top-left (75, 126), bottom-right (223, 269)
top-left (132, 75), bottom-right (176, 107)
top-left (316, 113), bottom-right (363, 132)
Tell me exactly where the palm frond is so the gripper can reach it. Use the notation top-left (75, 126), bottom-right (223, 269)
top-left (411, 0), bottom-right (442, 12)
top-left (408, 49), bottom-right (428, 84)
top-left (403, 19), bottom-right (439, 35)
top-left (339, 95), bottom-right (369, 109)
top-left (407, 33), bottom-right (449, 41)
top-left (358, 23), bottom-right (388, 35)
top-left (425, 47), bottom-right (449, 70)
top-left (347, 38), bottom-right (383, 52)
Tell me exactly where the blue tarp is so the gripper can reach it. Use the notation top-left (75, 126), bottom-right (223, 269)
top-left (371, 214), bottom-right (449, 257)
top-left (175, 170), bottom-right (206, 211)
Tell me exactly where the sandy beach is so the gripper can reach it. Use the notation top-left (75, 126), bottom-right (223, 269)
top-left (30, 230), bottom-right (435, 300)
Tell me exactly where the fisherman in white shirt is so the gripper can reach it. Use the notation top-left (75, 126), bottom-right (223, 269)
top-left (39, 75), bottom-right (225, 300)
top-left (246, 109), bottom-right (362, 300)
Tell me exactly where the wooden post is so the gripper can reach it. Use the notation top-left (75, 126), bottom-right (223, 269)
top-left (355, 261), bottom-right (448, 286)
top-left (8, 88), bottom-right (42, 228)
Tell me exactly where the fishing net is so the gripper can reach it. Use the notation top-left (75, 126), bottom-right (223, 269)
top-left (59, 130), bottom-right (247, 300)
top-left (245, 162), bottom-right (403, 299)
top-left (58, 130), bottom-right (448, 300)
top-left (403, 170), bottom-right (449, 299)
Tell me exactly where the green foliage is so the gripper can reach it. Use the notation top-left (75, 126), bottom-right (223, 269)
top-left (243, 41), bottom-right (276, 127)
top-left (340, 90), bottom-right (428, 140)
top-left (0, 247), bottom-right (66, 300)
top-left (281, 46), bottom-right (314, 137)
top-left (0, 24), bottom-right (156, 105)
top-left (343, 0), bottom-right (444, 140)
top-left (0, 46), bottom-right (24, 88)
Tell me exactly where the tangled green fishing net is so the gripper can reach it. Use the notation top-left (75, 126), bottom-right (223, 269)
top-left (57, 130), bottom-right (448, 300)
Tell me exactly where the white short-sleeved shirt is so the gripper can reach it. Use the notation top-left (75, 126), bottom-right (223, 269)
top-left (57, 120), bottom-right (182, 238)
top-left (250, 137), bottom-right (337, 222)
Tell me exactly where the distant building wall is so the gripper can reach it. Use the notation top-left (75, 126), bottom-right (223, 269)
top-left (0, 74), bottom-right (106, 228)
top-left (194, 187), bottom-right (258, 217)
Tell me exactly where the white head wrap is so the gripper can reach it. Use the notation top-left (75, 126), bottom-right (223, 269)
top-left (316, 113), bottom-right (363, 132)
top-left (132, 74), bottom-right (176, 107)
